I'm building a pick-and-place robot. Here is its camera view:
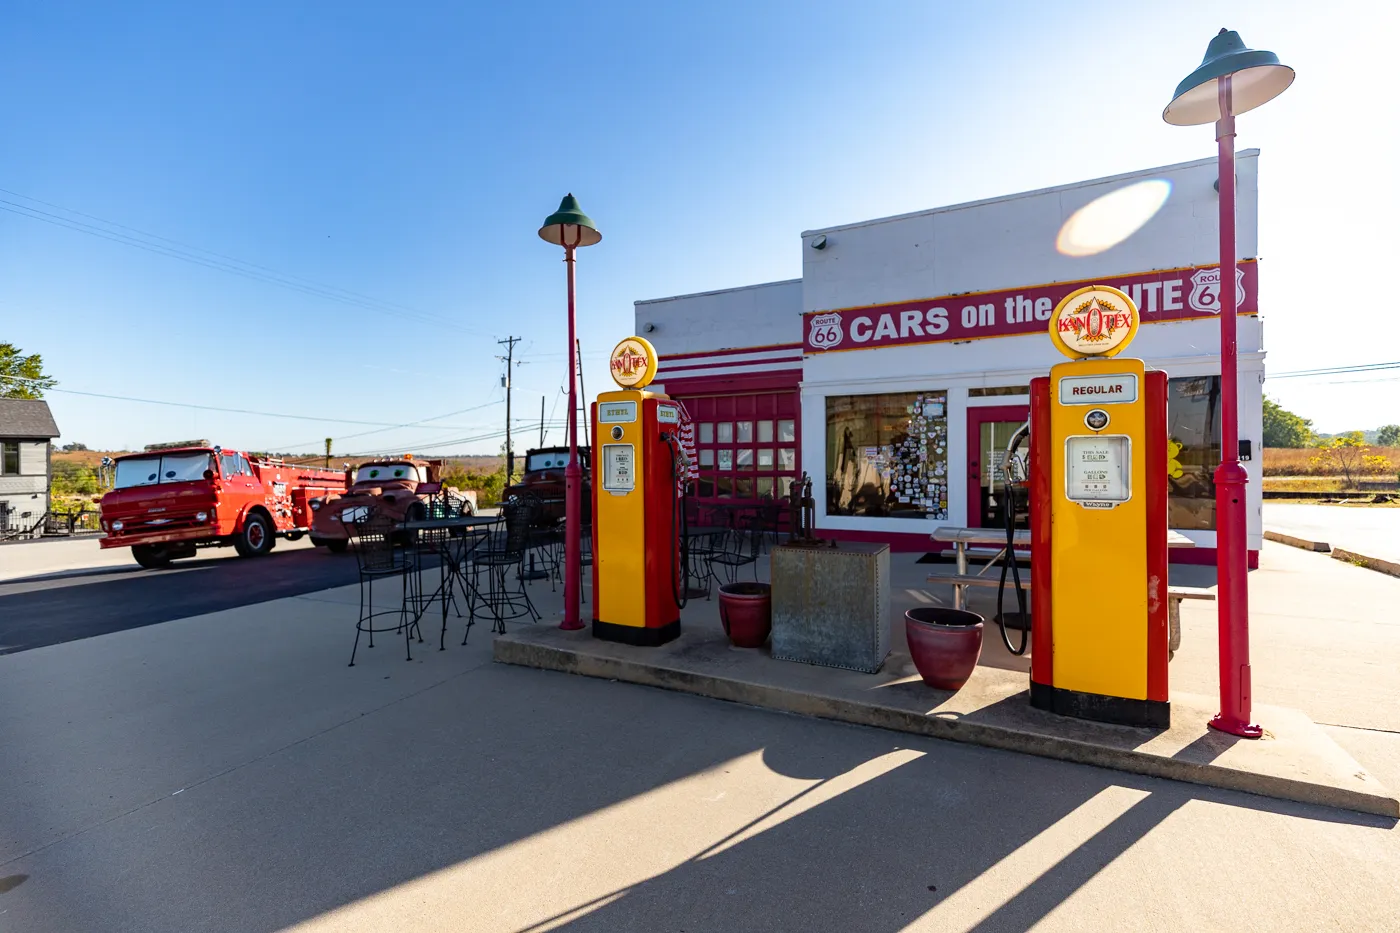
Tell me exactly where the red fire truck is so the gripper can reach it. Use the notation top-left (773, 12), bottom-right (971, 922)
top-left (98, 441), bottom-right (348, 569)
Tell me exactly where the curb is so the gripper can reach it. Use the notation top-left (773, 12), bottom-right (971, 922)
top-left (1332, 548), bottom-right (1400, 579)
top-left (1263, 530), bottom-right (1330, 552)
top-left (495, 636), bottom-right (1399, 818)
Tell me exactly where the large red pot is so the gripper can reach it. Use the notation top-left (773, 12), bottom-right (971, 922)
top-left (718, 582), bottom-right (772, 648)
top-left (905, 607), bottom-right (984, 690)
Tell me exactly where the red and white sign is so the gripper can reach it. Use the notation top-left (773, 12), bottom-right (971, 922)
top-left (803, 261), bottom-right (1257, 354)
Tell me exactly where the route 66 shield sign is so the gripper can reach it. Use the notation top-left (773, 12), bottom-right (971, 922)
top-left (1188, 266), bottom-right (1246, 315)
top-left (807, 313), bottom-right (843, 350)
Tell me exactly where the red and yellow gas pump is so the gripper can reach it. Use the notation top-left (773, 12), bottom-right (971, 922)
top-left (1026, 285), bottom-right (1171, 728)
top-left (591, 336), bottom-right (690, 646)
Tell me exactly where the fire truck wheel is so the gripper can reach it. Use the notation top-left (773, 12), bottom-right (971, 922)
top-left (234, 512), bottom-right (275, 558)
top-left (326, 539), bottom-right (349, 553)
top-left (132, 544), bottom-right (171, 570)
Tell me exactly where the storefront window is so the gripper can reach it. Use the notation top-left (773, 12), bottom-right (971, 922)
top-left (717, 423), bottom-right (733, 443)
top-left (699, 449), bottom-right (715, 468)
top-left (718, 449), bottom-right (733, 471)
top-left (715, 476), bottom-right (732, 497)
top-left (778, 448), bottom-right (795, 471)
top-left (736, 421), bottom-right (753, 443)
top-left (735, 478), bottom-right (754, 498)
top-left (736, 449), bottom-right (753, 470)
top-left (757, 449), bottom-right (774, 469)
top-left (826, 390), bottom-right (950, 521)
top-left (778, 419), bottom-right (795, 442)
top-left (699, 423), bottom-right (714, 444)
top-left (757, 477), bottom-right (774, 497)
top-left (758, 420), bottom-right (774, 443)
top-left (1167, 375), bottom-right (1221, 530)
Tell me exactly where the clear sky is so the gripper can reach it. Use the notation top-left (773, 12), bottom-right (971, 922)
top-left (2, 0), bottom-right (1395, 454)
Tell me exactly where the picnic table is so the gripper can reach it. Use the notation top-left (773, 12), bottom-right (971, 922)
top-left (927, 525), bottom-right (1209, 658)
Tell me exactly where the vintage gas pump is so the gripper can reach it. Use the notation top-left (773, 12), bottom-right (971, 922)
top-left (1027, 285), bottom-right (1171, 728)
top-left (591, 336), bottom-right (689, 646)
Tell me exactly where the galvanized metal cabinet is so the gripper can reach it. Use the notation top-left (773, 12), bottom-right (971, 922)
top-left (770, 542), bottom-right (890, 673)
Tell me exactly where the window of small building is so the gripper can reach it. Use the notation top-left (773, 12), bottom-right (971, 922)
top-left (1167, 375), bottom-right (1221, 530)
top-left (825, 390), bottom-right (950, 521)
top-left (1, 441), bottom-right (20, 475)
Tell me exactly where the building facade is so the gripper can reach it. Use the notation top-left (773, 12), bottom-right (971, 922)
top-left (0, 398), bottom-right (61, 536)
top-left (637, 153), bottom-right (1265, 564)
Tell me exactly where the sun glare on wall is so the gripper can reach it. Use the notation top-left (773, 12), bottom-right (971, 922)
top-left (1056, 180), bottom-right (1172, 257)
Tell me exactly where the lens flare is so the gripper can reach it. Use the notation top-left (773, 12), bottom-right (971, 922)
top-left (1056, 179), bottom-right (1172, 257)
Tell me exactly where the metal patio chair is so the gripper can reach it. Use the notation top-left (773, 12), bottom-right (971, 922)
top-left (348, 511), bottom-right (422, 665)
top-left (709, 524), bottom-right (764, 584)
top-left (471, 497), bottom-right (541, 633)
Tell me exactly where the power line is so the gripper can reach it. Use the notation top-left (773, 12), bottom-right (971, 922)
top-left (0, 374), bottom-right (487, 428)
top-left (1269, 361), bottom-right (1399, 379)
top-left (0, 192), bottom-right (483, 334)
top-left (263, 397), bottom-right (506, 452)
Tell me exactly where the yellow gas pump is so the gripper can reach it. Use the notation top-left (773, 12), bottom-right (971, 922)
top-left (1029, 286), bottom-right (1171, 728)
top-left (591, 336), bottom-right (689, 646)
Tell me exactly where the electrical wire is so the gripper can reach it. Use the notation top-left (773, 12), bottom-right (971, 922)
top-left (0, 374), bottom-right (488, 428)
top-left (1269, 361), bottom-right (1399, 379)
top-left (0, 195), bottom-right (483, 334)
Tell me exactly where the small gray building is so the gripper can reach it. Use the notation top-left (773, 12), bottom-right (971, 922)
top-left (0, 398), bottom-right (61, 535)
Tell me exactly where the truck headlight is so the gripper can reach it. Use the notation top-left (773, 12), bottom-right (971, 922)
top-left (196, 511), bottom-right (209, 522)
top-left (111, 520), bottom-right (124, 531)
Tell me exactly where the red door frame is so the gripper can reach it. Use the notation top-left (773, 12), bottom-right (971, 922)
top-left (965, 404), bottom-right (1031, 528)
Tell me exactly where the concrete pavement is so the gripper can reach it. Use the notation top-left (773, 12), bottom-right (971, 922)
top-left (1, 549), bottom-right (1398, 931)
top-left (1264, 502), bottom-right (1400, 566)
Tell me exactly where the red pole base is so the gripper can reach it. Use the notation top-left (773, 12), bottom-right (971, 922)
top-left (1209, 713), bottom-right (1263, 739)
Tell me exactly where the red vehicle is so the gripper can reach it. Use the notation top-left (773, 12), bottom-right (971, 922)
top-left (99, 442), bottom-right (348, 569)
top-left (501, 446), bottom-right (592, 526)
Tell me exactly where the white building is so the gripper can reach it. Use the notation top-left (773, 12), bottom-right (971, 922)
top-left (638, 153), bottom-right (1265, 565)
top-left (0, 398), bottom-right (61, 536)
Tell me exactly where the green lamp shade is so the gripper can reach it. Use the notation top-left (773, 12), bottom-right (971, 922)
top-left (1163, 29), bottom-right (1294, 126)
top-left (538, 194), bottom-right (602, 247)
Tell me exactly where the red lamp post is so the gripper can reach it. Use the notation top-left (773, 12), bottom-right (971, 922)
top-left (538, 194), bottom-right (601, 631)
top-left (1164, 30), bottom-right (1293, 737)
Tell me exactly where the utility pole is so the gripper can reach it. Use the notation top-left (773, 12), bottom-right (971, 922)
top-left (324, 438), bottom-right (332, 469)
top-left (497, 336), bottom-right (522, 480)
top-left (539, 395), bottom-right (546, 447)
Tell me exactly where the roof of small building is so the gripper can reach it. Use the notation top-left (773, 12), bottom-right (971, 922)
top-left (0, 398), bottom-right (61, 439)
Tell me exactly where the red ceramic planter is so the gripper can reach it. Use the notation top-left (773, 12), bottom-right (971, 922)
top-left (718, 582), bottom-right (772, 648)
top-left (905, 607), bottom-right (984, 690)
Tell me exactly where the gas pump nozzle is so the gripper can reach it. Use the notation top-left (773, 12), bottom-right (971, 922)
top-left (996, 421), bottom-right (1032, 656)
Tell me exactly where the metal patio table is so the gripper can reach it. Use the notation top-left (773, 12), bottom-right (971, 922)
top-left (400, 514), bottom-right (502, 649)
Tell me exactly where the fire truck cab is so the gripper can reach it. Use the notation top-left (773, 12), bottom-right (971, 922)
top-left (99, 442), bottom-right (348, 569)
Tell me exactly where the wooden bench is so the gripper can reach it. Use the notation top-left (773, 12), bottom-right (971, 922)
top-left (925, 574), bottom-right (1216, 659)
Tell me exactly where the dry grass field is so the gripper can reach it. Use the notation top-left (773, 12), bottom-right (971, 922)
top-left (1263, 445), bottom-right (1400, 477)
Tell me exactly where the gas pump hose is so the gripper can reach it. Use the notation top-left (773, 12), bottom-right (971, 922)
top-left (662, 434), bottom-right (690, 610)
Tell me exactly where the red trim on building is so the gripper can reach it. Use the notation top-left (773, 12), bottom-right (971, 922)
top-left (658, 370), bottom-right (802, 397)
top-left (1170, 546), bottom-right (1259, 570)
top-left (657, 356), bottom-right (803, 375)
top-left (660, 342), bottom-right (803, 362)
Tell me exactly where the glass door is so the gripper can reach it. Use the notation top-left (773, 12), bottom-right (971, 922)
top-left (966, 405), bottom-right (1030, 529)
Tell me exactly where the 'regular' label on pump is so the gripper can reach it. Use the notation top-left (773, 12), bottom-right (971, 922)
top-left (1059, 374), bottom-right (1138, 405)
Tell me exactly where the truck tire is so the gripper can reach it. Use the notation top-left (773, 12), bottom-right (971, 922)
top-left (132, 544), bottom-right (171, 570)
top-left (327, 538), bottom-right (349, 554)
top-left (234, 512), bottom-right (275, 558)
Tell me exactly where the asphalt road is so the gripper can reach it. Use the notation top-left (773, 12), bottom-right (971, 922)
top-left (0, 540), bottom-right (362, 656)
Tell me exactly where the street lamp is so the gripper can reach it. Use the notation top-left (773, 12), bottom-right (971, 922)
top-left (1164, 30), bottom-right (1293, 738)
top-left (539, 194), bottom-right (601, 631)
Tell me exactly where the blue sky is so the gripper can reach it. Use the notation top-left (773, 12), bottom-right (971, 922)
top-left (2, 0), bottom-right (1395, 453)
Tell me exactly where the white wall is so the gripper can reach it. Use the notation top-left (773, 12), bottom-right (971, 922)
top-left (634, 279), bottom-right (803, 356)
top-left (801, 152), bottom-right (1259, 314)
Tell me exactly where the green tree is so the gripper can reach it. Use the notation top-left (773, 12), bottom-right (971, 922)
top-left (1262, 396), bottom-right (1313, 448)
top-left (1378, 424), bottom-right (1400, 447)
top-left (0, 343), bottom-right (57, 399)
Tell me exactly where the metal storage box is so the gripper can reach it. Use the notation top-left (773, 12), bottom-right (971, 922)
top-left (770, 542), bottom-right (891, 673)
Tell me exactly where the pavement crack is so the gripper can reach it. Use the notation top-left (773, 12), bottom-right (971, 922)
top-left (1319, 722), bottom-right (1400, 736)
top-left (0, 658), bottom-right (493, 870)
